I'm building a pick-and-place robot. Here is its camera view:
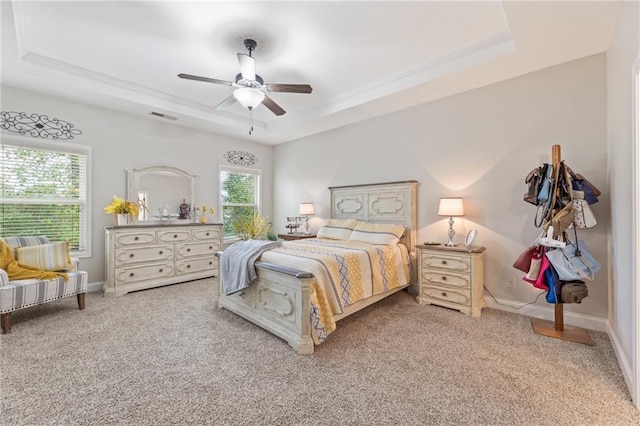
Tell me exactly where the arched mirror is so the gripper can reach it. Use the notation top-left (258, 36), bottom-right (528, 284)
top-left (127, 165), bottom-right (197, 222)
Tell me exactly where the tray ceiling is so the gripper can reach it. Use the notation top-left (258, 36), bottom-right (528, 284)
top-left (0, 1), bottom-right (620, 145)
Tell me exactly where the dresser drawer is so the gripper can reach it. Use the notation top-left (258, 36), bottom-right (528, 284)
top-left (114, 245), bottom-right (173, 266)
top-left (421, 253), bottom-right (470, 273)
top-left (422, 271), bottom-right (470, 289)
top-left (192, 228), bottom-right (221, 241)
top-left (158, 229), bottom-right (191, 243)
top-left (115, 262), bottom-right (175, 283)
top-left (176, 256), bottom-right (217, 275)
top-left (177, 241), bottom-right (219, 258)
top-left (115, 231), bottom-right (156, 246)
top-left (422, 286), bottom-right (470, 306)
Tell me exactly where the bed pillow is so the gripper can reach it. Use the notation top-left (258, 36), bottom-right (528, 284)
top-left (316, 219), bottom-right (359, 240)
top-left (15, 241), bottom-right (73, 271)
top-left (349, 222), bottom-right (405, 245)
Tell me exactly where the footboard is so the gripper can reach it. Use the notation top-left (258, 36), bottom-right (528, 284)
top-left (218, 260), bottom-right (315, 354)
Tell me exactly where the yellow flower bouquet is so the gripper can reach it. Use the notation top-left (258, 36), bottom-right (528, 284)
top-left (233, 212), bottom-right (274, 240)
top-left (104, 196), bottom-right (139, 225)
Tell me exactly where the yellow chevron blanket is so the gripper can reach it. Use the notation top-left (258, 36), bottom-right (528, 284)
top-left (261, 239), bottom-right (410, 344)
top-left (0, 240), bottom-right (68, 282)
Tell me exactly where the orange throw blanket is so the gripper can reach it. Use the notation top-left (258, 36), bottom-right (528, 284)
top-left (0, 240), bottom-right (68, 282)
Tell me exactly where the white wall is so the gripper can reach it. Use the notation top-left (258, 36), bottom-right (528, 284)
top-left (274, 54), bottom-right (609, 324)
top-left (606, 0), bottom-right (640, 407)
top-left (1, 86), bottom-right (274, 285)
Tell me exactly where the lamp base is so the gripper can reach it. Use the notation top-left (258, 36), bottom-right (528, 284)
top-left (445, 216), bottom-right (456, 247)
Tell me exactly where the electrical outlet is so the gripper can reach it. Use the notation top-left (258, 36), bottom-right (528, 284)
top-left (507, 276), bottom-right (517, 288)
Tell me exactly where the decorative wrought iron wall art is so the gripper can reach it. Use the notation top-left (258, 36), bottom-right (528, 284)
top-left (0, 111), bottom-right (83, 140)
top-left (224, 150), bottom-right (258, 166)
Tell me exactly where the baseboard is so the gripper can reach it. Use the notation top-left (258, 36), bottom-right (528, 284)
top-left (483, 295), bottom-right (608, 333)
top-left (607, 324), bottom-right (635, 405)
top-left (87, 281), bottom-right (104, 293)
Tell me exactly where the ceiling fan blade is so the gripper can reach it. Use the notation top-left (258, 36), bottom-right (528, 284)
top-left (237, 53), bottom-right (256, 81)
top-left (178, 73), bottom-right (233, 86)
top-left (265, 84), bottom-right (313, 94)
top-left (214, 94), bottom-right (237, 111)
top-left (262, 95), bottom-right (286, 116)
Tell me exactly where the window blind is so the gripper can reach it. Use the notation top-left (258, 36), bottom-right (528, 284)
top-left (1, 142), bottom-right (88, 253)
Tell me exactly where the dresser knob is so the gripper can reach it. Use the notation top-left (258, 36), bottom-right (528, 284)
top-left (129, 254), bottom-right (134, 258)
top-left (159, 251), bottom-right (163, 255)
top-left (209, 246), bottom-right (213, 250)
top-left (187, 248), bottom-right (191, 252)
top-left (129, 273), bottom-right (134, 277)
top-left (206, 232), bottom-right (210, 236)
top-left (209, 261), bottom-right (213, 265)
top-left (442, 292), bottom-right (447, 297)
top-left (174, 234), bottom-right (178, 238)
top-left (134, 236), bottom-right (139, 241)
top-left (442, 276), bottom-right (447, 281)
top-left (442, 260), bottom-right (447, 265)
top-left (159, 268), bottom-right (163, 273)
top-left (187, 264), bottom-right (191, 268)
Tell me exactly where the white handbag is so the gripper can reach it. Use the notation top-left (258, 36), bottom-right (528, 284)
top-left (573, 199), bottom-right (597, 229)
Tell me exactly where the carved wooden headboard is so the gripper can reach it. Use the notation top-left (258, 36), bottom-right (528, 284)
top-left (328, 180), bottom-right (418, 254)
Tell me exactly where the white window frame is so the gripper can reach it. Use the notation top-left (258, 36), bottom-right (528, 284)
top-left (1, 135), bottom-right (92, 257)
top-left (219, 165), bottom-right (261, 243)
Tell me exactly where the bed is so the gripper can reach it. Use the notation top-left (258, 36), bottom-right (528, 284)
top-left (217, 181), bottom-right (418, 354)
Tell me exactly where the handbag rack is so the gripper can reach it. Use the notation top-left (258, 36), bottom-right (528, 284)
top-left (530, 144), bottom-right (595, 345)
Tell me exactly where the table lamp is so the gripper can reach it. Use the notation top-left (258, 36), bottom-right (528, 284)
top-left (299, 202), bottom-right (315, 235)
top-left (438, 197), bottom-right (464, 247)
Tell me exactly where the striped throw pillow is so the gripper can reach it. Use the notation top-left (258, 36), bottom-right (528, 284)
top-left (350, 222), bottom-right (405, 245)
top-left (16, 241), bottom-right (73, 271)
top-left (317, 219), bottom-right (359, 240)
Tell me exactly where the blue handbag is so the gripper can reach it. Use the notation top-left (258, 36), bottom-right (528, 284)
top-left (572, 178), bottom-right (599, 204)
top-left (537, 163), bottom-right (553, 203)
top-left (546, 238), bottom-right (601, 281)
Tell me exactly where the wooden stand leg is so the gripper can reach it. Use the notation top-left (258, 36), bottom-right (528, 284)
top-left (77, 293), bottom-right (86, 310)
top-left (1, 313), bottom-right (11, 334)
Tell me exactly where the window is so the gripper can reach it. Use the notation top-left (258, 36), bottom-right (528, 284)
top-left (219, 165), bottom-right (260, 240)
top-left (0, 136), bottom-right (91, 256)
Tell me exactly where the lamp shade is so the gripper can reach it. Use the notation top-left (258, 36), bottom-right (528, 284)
top-left (438, 197), bottom-right (464, 217)
top-left (299, 202), bottom-right (315, 215)
top-left (233, 87), bottom-right (265, 109)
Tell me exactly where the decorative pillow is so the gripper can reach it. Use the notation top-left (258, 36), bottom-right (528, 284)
top-left (16, 241), bottom-right (73, 271)
top-left (349, 222), bottom-right (405, 245)
top-left (317, 219), bottom-right (359, 240)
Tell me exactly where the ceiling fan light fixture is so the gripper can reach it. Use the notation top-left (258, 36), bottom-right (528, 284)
top-left (233, 87), bottom-right (265, 110)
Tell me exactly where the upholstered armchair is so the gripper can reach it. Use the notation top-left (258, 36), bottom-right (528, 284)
top-left (0, 236), bottom-right (88, 334)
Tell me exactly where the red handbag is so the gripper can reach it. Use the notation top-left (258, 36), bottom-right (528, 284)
top-left (513, 247), bottom-right (538, 273)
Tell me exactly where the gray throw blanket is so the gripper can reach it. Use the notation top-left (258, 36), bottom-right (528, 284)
top-left (220, 239), bottom-right (283, 295)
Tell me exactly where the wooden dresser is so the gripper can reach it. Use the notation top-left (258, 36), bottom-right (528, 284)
top-left (416, 244), bottom-right (486, 317)
top-left (105, 223), bottom-right (222, 297)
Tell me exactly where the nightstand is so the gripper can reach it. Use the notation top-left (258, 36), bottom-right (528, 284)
top-left (416, 244), bottom-right (486, 317)
top-left (278, 233), bottom-right (316, 241)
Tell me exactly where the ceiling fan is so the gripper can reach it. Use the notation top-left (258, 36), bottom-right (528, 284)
top-left (178, 39), bottom-right (312, 117)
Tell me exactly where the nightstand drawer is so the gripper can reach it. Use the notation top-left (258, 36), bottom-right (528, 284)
top-left (422, 287), bottom-right (470, 306)
top-left (422, 271), bottom-right (470, 289)
top-left (421, 253), bottom-right (470, 273)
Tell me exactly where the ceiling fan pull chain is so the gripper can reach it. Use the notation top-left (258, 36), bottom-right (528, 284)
top-left (249, 108), bottom-right (254, 135)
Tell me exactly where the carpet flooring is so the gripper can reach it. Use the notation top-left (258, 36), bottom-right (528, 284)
top-left (1, 278), bottom-right (638, 425)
